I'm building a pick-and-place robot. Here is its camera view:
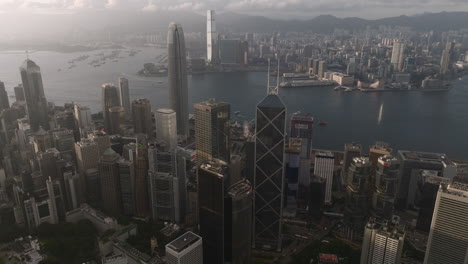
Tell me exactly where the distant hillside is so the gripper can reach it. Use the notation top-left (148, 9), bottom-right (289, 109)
top-left (214, 11), bottom-right (468, 33)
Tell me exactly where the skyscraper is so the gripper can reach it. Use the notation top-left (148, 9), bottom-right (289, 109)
top-left (317, 61), bottom-right (327, 79)
top-left (108, 106), bottom-right (124, 135)
top-left (155, 108), bottom-right (177, 150)
top-left (0, 81), bottom-right (10, 110)
top-left (198, 159), bottom-right (228, 264)
top-left (168, 23), bottom-right (189, 140)
top-left (424, 182), bottom-right (468, 264)
top-left (206, 10), bottom-right (218, 63)
top-left (74, 104), bottom-right (93, 138)
top-left (118, 159), bottom-right (135, 216)
top-left (20, 59), bottom-right (49, 130)
top-left (14, 84), bottom-right (25, 102)
top-left (345, 157), bottom-right (371, 231)
top-left (75, 139), bottom-right (99, 203)
top-left (194, 99), bottom-right (230, 165)
top-left (361, 218), bottom-right (405, 264)
top-left (132, 98), bottom-right (153, 138)
top-left (396, 151), bottom-right (445, 209)
top-left (118, 77), bottom-right (131, 120)
top-left (98, 148), bottom-right (122, 216)
top-left (254, 78), bottom-right (286, 251)
top-left (134, 135), bottom-right (149, 217)
top-left (290, 114), bottom-right (314, 158)
top-left (314, 152), bottom-right (335, 204)
top-left (166, 231), bottom-right (203, 264)
top-left (101, 83), bottom-right (120, 133)
top-left (372, 155), bottom-right (399, 220)
top-left (391, 41), bottom-right (405, 72)
top-left (342, 143), bottom-right (362, 185)
top-left (225, 179), bottom-right (253, 264)
top-left (440, 42), bottom-right (454, 76)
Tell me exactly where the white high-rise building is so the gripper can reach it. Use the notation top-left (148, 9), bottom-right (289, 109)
top-left (74, 104), bottom-right (93, 137)
top-left (166, 231), bottom-right (203, 264)
top-left (391, 41), bottom-right (405, 72)
top-left (118, 77), bottom-right (131, 120)
top-left (314, 152), bottom-right (335, 204)
top-left (206, 10), bottom-right (218, 63)
top-left (424, 182), bottom-right (468, 264)
top-left (361, 218), bottom-right (405, 264)
top-left (155, 108), bottom-right (177, 150)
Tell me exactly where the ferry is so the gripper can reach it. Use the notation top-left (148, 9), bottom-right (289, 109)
top-left (319, 121), bottom-right (328, 126)
top-left (280, 80), bottom-right (335, 88)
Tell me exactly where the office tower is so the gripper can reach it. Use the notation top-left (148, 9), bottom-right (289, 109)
top-left (194, 99), bottom-right (230, 165)
top-left (0, 81), bottom-right (9, 110)
top-left (88, 130), bottom-right (111, 155)
top-left (345, 157), bottom-right (371, 230)
top-left (74, 104), bottom-right (93, 137)
top-left (369, 142), bottom-right (392, 176)
top-left (317, 61), bottom-right (327, 79)
top-left (132, 98), bottom-right (152, 138)
top-left (134, 135), bottom-right (149, 217)
top-left (19, 59), bottom-right (49, 130)
top-left (118, 159), bottom-right (135, 216)
top-left (416, 175), bottom-right (450, 232)
top-left (108, 106), bottom-right (124, 135)
top-left (198, 159), bottom-right (228, 264)
top-left (148, 143), bottom-right (187, 223)
top-left (75, 139), bottom-right (99, 186)
top-left (372, 156), bottom-right (399, 220)
top-left (85, 168), bottom-right (100, 208)
top-left (391, 41), bottom-right (405, 72)
top-left (254, 88), bottom-right (286, 251)
top-left (118, 77), bottom-right (131, 120)
top-left (165, 231), bottom-right (203, 264)
top-left (206, 10), bottom-right (218, 63)
top-left (101, 83), bottom-right (120, 133)
top-left (155, 108), bottom-right (177, 150)
top-left (33, 127), bottom-right (51, 153)
top-left (342, 144), bottom-right (362, 185)
top-left (440, 42), bottom-right (454, 76)
top-left (149, 170), bottom-right (180, 222)
top-left (396, 151), bottom-right (445, 209)
top-left (219, 39), bottom-right (241, 64)
top-left (225, 179), bottom-right (253, 264)
top-left (312, 59), bottom-right (320, 76)
top-left (285, 138), bottom-right (301, 209)
top-left (290, 114), bottom-right (313, 158)
top-left (424, 182), bottom-right (468, 263)
top-left (167, 23), bottom-right (189, 140)
top-left (45, 176), bottom-right (59, 224)
top-left (361, 218), bottom-right (405, 264)
top-left (98, 148), bottom-right (121, 216)
top-left (14, 84), bottom-right (25, 102)
top-left (309, 176), bottom-right (326, 219)
top-left (51, 129), bottom-right (74, 157)
top-left (314, 152), bottom-right (335, 204)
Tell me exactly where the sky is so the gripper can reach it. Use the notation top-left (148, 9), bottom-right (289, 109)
top-left (1, 0), bottom-right (467, 19)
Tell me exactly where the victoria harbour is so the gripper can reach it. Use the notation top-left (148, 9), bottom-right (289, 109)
top-left (1, 47), bottom-right (467, 159)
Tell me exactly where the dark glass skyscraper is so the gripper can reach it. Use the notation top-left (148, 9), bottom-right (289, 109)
top-left (20, 59), bottom-right (49, 130)
top-left (290, 114), bottom-right (313, 158)
top-left (198, 159), bottom-right (228, 264)
top-left (101, 83), bottom-right (120, 133)
top-left (167, 23), bottom-right (189, 140)
top-left (254, 93), bottom-right (286, 251)
top-left (225, 179), bottom-right (253, 264)
top-left (0, 81), bottom-right (10, 110)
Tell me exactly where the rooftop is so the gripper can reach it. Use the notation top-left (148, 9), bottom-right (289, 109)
top-left (166, 231), bottom-right (201, 253)
top-left (195, 98), bottom-right (229, 108)
top-left (399, 150), bottom-right (446, 162)
top-left (228, 179), bottom-right (252, 197)
top-left (257, 94), bottom-right (286, 109)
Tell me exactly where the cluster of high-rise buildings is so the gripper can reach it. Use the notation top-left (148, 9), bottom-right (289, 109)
top-left (1, 10), bottom-right (468, 264)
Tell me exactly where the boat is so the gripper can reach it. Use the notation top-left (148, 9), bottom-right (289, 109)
top-left (234, 111), bottom-right (241, 115)
top-left (319, 121), bottom-right (328, 126)
top-left (280, 80), bottom-right (335, 88)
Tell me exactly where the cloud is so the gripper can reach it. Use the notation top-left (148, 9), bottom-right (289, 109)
top-left (1, 0), bottom-right (468, 18)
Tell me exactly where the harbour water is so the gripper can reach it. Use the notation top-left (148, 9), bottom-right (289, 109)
top-left (1, 47), bottom-right (467, 159)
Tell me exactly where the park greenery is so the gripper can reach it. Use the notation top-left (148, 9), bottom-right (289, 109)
top-left (37, 219), bottom-right (98, 264)
top-left (291, 239), bottom-right (361, 264)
